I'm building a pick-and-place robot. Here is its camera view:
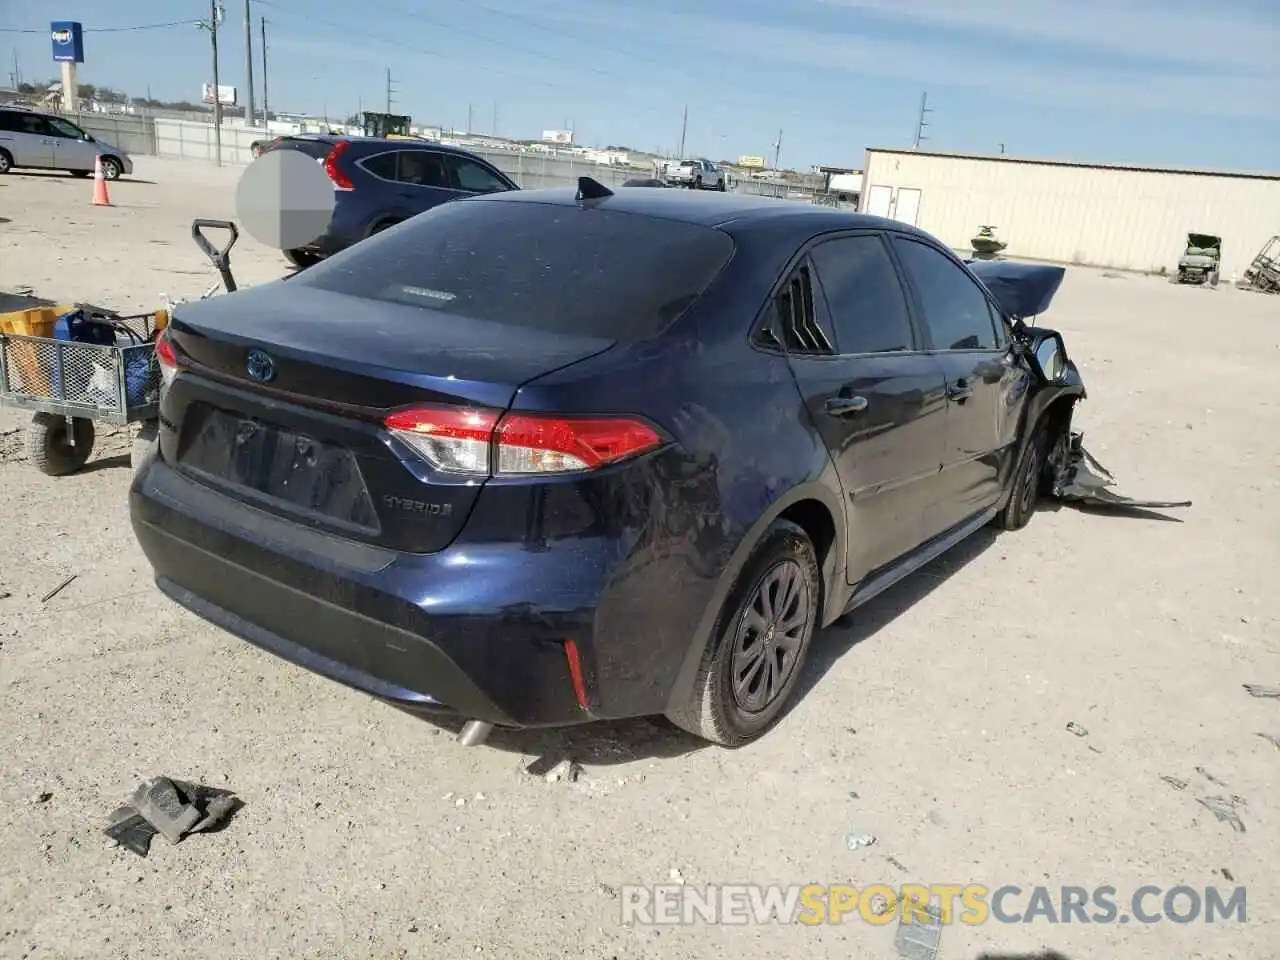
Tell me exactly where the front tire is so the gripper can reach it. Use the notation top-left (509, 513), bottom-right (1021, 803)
top-left (666, 520), bottom-right (821, 746)
top-left (995, 421), bottom-right (1048, 531)
top-left (0, 149), bottom-right (12, 175)
top-left (99, 157), bottom-right (122, 180)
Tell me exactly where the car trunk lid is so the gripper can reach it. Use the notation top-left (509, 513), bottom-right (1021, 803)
top-left (162, 282), bottom-right (615, 553)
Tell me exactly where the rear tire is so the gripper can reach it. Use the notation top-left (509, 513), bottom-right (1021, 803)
top-left (1209, 270), bottom-right (1220, 287)
top-left (995, 420), bottom-right (1048, 531)
top-left (666, 520), bottom-right (821, 746)
top-left (26, 414), bottom-right (95, 476)
top-left (283, 248), bottom-right (321, 269)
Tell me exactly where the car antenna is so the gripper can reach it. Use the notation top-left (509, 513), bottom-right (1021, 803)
top-left (576, 176), bottom-right (614, 202)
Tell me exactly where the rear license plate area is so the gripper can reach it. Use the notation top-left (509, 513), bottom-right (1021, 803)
top-left (178, 404), bottom-right (379, 530)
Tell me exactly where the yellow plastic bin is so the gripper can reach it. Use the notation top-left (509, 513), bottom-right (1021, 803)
top-left (0, 305), bottom-right (66, 395)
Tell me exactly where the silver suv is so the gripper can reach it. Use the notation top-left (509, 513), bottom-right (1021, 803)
top-left (0, 106), bottom-right (134, 179)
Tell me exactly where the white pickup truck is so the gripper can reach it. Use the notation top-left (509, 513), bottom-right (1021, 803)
top-left (665, 158), bottom-right (727, 191)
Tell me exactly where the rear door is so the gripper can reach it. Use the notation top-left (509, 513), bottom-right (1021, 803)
top-left (783, 233), bottom-right (949, 584)
top-left (0, 111), bottom-right (54, 168)
top-left (392, 148), bottom-right (455, 213)
top-left (891, 235), bottom-right (1020, 538)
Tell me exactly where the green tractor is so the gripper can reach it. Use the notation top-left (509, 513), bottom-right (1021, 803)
top-left (1176, 233), bottom-right (1221, 286)
top-left (360, 111), bottom-right (415, 139)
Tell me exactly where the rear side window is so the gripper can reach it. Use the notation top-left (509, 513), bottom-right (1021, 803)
top-left (359, 151), bottom-right (398, 180)
top-left (810, 235), bottom-right (915, 354)
top-left (296, 200), bottom-right (735, 340)
top-left (2, 112), bottom-right (48, 135)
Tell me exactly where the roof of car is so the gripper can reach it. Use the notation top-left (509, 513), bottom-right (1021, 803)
top-left (277, 133), bottom-right (480, 156)
top-left (478, 184), bottom-right (915, 233)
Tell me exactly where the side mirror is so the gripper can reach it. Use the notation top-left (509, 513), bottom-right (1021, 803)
top-left (1030, 332), bottom-right (1068, 383)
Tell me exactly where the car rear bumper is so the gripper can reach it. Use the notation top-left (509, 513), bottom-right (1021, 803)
top-left (129, 459), bottom-right (601, 728)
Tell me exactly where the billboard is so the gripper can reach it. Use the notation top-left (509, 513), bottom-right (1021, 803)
top-left (202, 84), bottom-right (238, 106)
top-left (738, 155), bottom-right (766, 168)
top-left (51, 21), bottom-right (85, 63)
top-left (542, 129), bottom-right (573, 144)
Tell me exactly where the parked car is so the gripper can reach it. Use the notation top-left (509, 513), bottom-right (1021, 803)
top-left (0, 105), bottom-right (133, 179)
top-left (667, 158), bottom-right (727, 191)
top-left (131, 184), bottom-right (1085, 748)
top-left (257, 135), bottom-right (519, 267)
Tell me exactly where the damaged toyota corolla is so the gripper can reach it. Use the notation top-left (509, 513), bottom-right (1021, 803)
top-left (130, 183), bottom-right (1186, 749)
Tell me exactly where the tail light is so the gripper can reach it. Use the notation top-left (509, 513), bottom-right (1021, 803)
top-left (384, 405), bottom-right (662, 477)
top-left (154, 328), bottom-right (180, 394)
top-left (322, 140), bottom-right (354, 190)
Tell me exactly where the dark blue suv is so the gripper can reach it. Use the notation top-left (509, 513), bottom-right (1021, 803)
top-left (262, 135), bottom-right (519, 267)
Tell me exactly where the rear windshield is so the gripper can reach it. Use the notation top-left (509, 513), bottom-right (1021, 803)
top-left (295, 199), bottom-right (735, 340)
top-left (266, 137), bottom-right (332, 159)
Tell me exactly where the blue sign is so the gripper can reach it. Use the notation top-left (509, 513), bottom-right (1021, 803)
top-left (50, 21), bottom-right (85, 64)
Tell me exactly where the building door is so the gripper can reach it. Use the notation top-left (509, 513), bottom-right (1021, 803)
top-left (865, 184), bottom-right (892, 218)
top-left (893, 188), bottom-right (922, 225)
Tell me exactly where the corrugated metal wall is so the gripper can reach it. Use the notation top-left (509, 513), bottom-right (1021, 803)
top-left (860, 150), bottom-right (1280, 278)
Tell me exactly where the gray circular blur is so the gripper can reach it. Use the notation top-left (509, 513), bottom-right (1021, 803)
top-left (235, 149), bottom-right (336, 250)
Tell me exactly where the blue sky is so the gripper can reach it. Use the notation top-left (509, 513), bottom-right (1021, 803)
top-left (4, 0), bottom-right (1277, 171)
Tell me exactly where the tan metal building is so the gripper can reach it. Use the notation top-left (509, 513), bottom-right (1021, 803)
top-left (859, 148), bottom-right (1280, 279)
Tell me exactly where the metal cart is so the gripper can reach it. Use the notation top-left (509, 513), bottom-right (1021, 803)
top-left (0, 219), bottom-right (240, 476)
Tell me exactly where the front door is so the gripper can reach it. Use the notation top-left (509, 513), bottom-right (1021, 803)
top-left (794, 233), bottom-right (950, 584)
top-left (46, 115), bottom-right (99, 172)
top-left (446, 154), bottom-right (515, 197)
top-left (891, 235), bottom-right (1022, 538)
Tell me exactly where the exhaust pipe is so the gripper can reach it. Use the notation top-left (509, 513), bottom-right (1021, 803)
top-left (456, 720), bottom-right (494, 747)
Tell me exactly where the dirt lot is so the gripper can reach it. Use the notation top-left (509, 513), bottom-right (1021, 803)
top-left (1, 157), bottom-right (1277, 960)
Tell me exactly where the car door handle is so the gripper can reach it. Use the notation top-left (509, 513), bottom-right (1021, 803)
top-left (824, 395), bottom-right (868, 417)
top-left (947, 380), bottom-right (973, 402)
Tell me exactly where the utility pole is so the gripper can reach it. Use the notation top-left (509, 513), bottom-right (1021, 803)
top-left (467, 103), bottom-right (473, 133)
top-left (243, 0), bottom-right (256, 126)
top-left (678, 104), bottom-right (687, 159)
top-left (912, 91), bottom-right (931, 150)
top-left (198, 1), bottom-right (226, 166)
top-left (260, 17), bottom-right (269, 125)
top-left (773, 128), bottom-right (783, 171)
top-left (385, 67), bottom-right (396, 113)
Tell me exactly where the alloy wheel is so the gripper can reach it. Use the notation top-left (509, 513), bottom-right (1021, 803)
top-left (731, 560), bottom-right (811, 713)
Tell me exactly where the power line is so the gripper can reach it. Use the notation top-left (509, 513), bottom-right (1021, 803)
top-left (0, 19), bottom-right (201, 34)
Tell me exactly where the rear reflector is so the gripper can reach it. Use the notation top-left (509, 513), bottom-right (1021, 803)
top-left (384, 405), bottom-right (662, 477)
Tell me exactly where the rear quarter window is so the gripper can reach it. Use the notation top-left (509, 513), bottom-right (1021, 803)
top-left (295, 199), bottom-right (735, 341)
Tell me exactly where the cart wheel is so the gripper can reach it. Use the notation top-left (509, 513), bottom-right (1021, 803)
top-left (131, 420), bottom-right (159, 475)
top-left (26, 414), bottom-right (95, 476)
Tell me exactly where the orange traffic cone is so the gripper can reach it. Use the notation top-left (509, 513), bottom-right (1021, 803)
top-left (92, 155), bottom-right (111, 206)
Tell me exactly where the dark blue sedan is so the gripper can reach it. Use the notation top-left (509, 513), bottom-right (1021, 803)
top-left (132, 181), bottom-right (1084, 747)
top-left (260, 134), bottom-right (519, 268)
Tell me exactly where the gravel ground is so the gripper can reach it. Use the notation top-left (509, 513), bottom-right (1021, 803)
top-left (1, 157), bottom-right (1277, 960)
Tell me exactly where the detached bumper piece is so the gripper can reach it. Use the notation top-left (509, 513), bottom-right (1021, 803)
top-left (1052, 432), bottom-right (1192, 511)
